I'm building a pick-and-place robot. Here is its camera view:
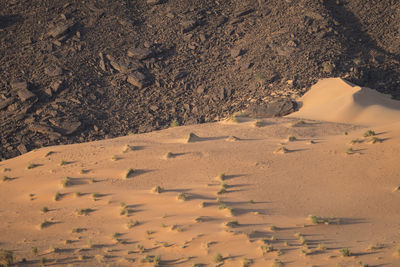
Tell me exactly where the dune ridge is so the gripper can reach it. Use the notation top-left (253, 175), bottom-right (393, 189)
top-left (289, 78), bottom-right (400, 126)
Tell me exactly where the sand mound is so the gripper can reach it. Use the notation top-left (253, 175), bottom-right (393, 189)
top-left (289, 78), bottom-right (400, 126)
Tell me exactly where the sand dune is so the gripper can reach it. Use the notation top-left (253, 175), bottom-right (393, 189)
top-left (289, 78), bottom-right (400, 126)
top-left (1, 79), bottom-right (400, 266)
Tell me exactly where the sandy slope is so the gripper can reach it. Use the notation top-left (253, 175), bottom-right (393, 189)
top-left (1, 78), bottom-right (400, 266)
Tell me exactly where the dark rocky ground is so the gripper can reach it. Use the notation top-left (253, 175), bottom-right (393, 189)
top-left (0, 0), bottom-right (399, 159)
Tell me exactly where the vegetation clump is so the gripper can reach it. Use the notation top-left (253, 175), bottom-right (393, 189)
top-left (363, 130), bottom-right (376, 137)
top-left (340, 248), bottom-right (351, 257)
top-left (213, 253), bottom-right (223, 263)
top-left (125, 168), bottom-right (135, 179)
top-left (0, 249), bottom-right (14, 266)
top-left (177, 192), bottom-right (188, 201)
top-left (308, 215), bottom-right (340, 225)
top-left (152, 186), bottom-right (164, 194)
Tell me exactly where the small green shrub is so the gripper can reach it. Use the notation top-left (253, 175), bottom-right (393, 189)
top-left (363, 130), bottom-right (376, 137)
top-left (213, 253), bottom-right (223, 263)
top-left (340, 248), bottom-right (351, 257)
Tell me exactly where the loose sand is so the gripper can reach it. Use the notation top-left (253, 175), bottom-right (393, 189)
top-left (0, 78), bottom-right (399, 266)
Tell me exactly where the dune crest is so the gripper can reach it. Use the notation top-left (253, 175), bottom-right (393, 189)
top-left (289, 78), bottom-right (400, 126)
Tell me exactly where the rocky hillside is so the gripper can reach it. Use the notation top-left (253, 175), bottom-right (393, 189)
top-left (1, 0), bottom-right (399, 159)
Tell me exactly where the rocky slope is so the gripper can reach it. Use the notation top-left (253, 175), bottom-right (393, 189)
top-left (0, 0), bottom-right (399, 159)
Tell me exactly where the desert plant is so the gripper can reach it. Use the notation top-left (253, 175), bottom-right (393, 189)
top-left (217, 187), bottom-right (227, 195)
top-left (287, 135), bottom-right (296, 142)
top-left (60, 160), bottom-right (68, 166)
top-left (272, 259), bottom-right (284, 267)
top-left (363, 130), bottom-right (376, 137)
top-left (0, 249), bottom-right (14, 266)
top-left (137, 244), bottom-right (145, 253)
top-left (61, 177), bottom-right (72, 187)
top-left (292, 120), bottom-right (305, 127)
top-left (213, 253), bottom-right (223, 263)
top-left (346, 147), bottom-right (354, 154)
top-left (87, 239), bottom-right (93, 248)
top-left (216, 173), bottom-right (226, 181)
top-left (340, 248), bottom-right (351, 257)
top-left (120, 202), bottom-right (126, 207)
top-left (32, 247), bottom-right (38, 256)
top-left (270, 225), bottom-right (277, 231)
top-left (44, 151), bottom-right (54, 157)
top-left (27, 163), bottom-right (39, 169)
top-left (317, 243), bottom-right (327, 251)
top-left (39, 220), bottom-right (52, 229)
top-left (225, 220), bottom-right (239, 228)
top-left (76, 208), bottom-right (92, 216)
top-left (54, 191), bottom-right (62, 201)
top-left (177, 192), bottom-right (188, 201)
top-left (91, 192), bottom-right (100, 200)
top-left (164, 152), bottom-right (174, 159)
top-left (254, 120), bottom-right (263, 127)
top-left (261, 244), bottom-right (274, 253)
top-left (308, 215), bottom-right (340, 224)
top-left (125, 168), bottom-right (135, 179)
top-left (368, 136), bottom-right (382, 144)
top-left (2, 176), bottom-right (12, 182)
top-left (41, 206), bottom-right (49, 213)
top-left (152, 186), bottom-right (163, 194)
top-left (126, 219), bottom-right (139, 229)
top-left (274, 146), bottom-right (289, 154)
top-left (89, 178), bottom-right (96, 184)
top-left (74, 192), bottom-right (81, 197)
top-left (243, 257), bottom-right (253, 267)
top-left (123, 145), bottom-right (134, 153)
top-left (396, 246), bottom-right (400, 257)
top-left (170, 120), bottom-right (179, 127)
top-left (40, 257), bottom-right (47, 266)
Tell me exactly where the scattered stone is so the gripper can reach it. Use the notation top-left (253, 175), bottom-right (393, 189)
top-left (0, 97), bottom-right (15, 110)
top-left (127, 71), bottom-right (147, 88)
top-left (29, 123), bottom-right (61, 137)
top-left (147, 0), bottom-right (162, 5)
top-left (196, 85), bottom-right (205, 94)
top-left (127, 48), bottom-right (152, 60)
top-left (235, 8), bottom-right (254, 17)
top-left (58, 120), bottom-right (81, 135)
top-left (16, 87), bottom-right (35, 102)
top-left (99, 52), bottom-right (106, 71)
top-left (17, 143), bottom-right (27, 154)
top-left (50, 80), bottom-right (63, 93)
top-left (174, 70), bottom-right (188, 81)
top-left (246, 99), bottom-right (297, 118)
top-left (180, 20), bottom-right (197, 33)
top-left (230, 48), bottom-right (243, 58)
top-left (48, 23), bottom-right (70, 38)
top-left (45, 65), bottom-right (63, 77)
top-left (10, 80), bottom-right (28, 91)
top-left (106, 55), bottom-right (128, 73)
top-left (322, 61), bottom-right (335, 73)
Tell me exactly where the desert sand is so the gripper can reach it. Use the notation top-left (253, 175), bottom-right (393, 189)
top-left (1, 78), bottom-right (400, 266)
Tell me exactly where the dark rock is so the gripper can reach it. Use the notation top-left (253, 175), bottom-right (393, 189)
top-left (50, 80), bottom-right (63, 93)
top-left (127, 71), bottom-right (147, 88)
top-left (174, 70), bottom-right (188, 81)
top-left (29, 123), bottom-right (61, 137)
top-left (246, 99), bottom-right (297, 118)
top-left (17, 143), bottom-right (27, 154)
top-left (16, 88), bottom-right (35, 102)
top-left (57, 120), bottom-right (81, 135)
top-left (180, 20), bottom-right (197, 33)
top-left (10, 80), bottom-right (28, 90)
top-left (235, 8), bottom-right (255, 17)
top-left (45, 65), bottom-right (63, 76)
top-left (0, 97), bottom-right (15, 109)
top-left (48, 23), bottom-right (70, 38)
top-left (230, 48), bottom-right (243, 58)
top-left (147, 0), bottom-right (162, 5)
top-left (127, 48), bottom-right (152, 60)
top-left (196, 85), bottom-right (205, 94)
